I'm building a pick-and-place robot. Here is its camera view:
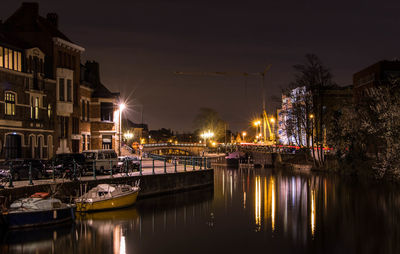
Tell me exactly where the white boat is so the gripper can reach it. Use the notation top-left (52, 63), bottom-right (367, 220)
top-left (2, 193), bottom-right (75, 229)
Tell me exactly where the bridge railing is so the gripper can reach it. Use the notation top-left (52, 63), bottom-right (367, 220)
top-left (143, 143), bottom-right (206, 148)
top-left (147, 154), bottom-right (211, 171)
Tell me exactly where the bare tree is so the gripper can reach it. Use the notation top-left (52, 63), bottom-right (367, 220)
top-left (291, 54), bottom-right (335, 166)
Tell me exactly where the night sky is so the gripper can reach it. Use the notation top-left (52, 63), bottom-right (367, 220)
top-left (2, 0), bottom-right (400, 132)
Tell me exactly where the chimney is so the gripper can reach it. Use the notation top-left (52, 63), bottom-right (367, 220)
top-left (22, 2), bottom-right (39, 17)
top-left (46, 13), bottom-right (58, 28)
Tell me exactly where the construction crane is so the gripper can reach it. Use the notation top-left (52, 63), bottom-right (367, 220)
top-left (174, 65), bottom-right (274, 144)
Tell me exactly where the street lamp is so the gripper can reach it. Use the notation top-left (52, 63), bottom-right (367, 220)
top-left (253, 120), bottom-right (261, 142)
top-left (200, 130), bottom-right (214, 145)
top-left (242, 131), bottom-right (247, 142)
top-left (119, 103), bottom-right (126, 156)
top-left (309, 114), bottom-right (314, 148)
top-left (270, 117), bottom-right (276, 143)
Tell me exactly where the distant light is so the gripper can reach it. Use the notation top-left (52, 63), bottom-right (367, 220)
top-left (124, 132), bottom-right (133, 139)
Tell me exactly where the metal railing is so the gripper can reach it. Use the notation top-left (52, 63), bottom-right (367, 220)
top-left (1, 155), bottom-right (212, 188)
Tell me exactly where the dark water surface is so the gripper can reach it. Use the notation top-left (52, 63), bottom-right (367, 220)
top-left (1, 167), bottom-right (400, 254)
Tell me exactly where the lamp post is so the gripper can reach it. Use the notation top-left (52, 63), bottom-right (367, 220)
top-left (270, 117), bottom-right (275, 143)
top-left (253, 120), bottom-right (261, 143)
top-left (309, 114), bottom-right (314, 147)
top-left (119, 103), bottom-right (126, 156)
top-left (242, 131), bottom-right (247, 142)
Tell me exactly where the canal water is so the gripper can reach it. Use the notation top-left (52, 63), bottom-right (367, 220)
top-left (1, 166), bottom-right (400, 254)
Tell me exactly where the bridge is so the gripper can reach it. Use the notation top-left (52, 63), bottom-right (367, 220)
top-left (142, 143), bottom-right (207, 156)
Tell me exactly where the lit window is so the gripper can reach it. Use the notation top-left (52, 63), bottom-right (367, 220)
top-left (4, 48), bottom-right (8, 69)
top-left (7, 49), bottom-right (12, 69)
top-left (48, 104), bottom-right (52, 118)
top-left (13, 51), bottom-right (17, 70)
top-left (30, 97), bottom-right (34, 119)
top-left (5, 92), bottom-right (16, 115)
top-left (35, 97), bottom-right (39, 119)
top-left (17, 52), bottom-right (21, 71)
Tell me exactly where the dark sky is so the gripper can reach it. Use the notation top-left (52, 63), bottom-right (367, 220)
top-left (2, 0), bottom-right (400, 132)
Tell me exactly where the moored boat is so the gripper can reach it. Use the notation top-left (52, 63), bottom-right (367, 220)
top-left (2, 192), bottom-right (75, 229)
top-left (75, 183), bottom-right (140, 212)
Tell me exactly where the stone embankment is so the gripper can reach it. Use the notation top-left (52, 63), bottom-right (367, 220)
top-left (0, 169), bottom-right (214, 203)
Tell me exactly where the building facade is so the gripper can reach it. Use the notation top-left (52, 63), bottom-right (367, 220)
top-left (353, 60), bottom-right (400, 101)
top-left (0, 3), bottom-right (119, 160)
top-left (0, 27), bottom-right (56, 160)
top-left (80, 61), bottom-right (119, 153)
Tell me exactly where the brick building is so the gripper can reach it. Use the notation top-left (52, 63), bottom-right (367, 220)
top-left (353, 60), bottom-right (400, 100)
top-left (0, 25), bottom-right (56, 160)
top-left (0, 3), bottom-right (120, 160)
top-left (80, 61), bottom-right (120, 152)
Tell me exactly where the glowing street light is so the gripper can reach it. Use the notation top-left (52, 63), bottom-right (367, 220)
top-left (242, 131), bottom-right (247, 142)
top-left (270, 117), bottom-right (275, 123)
top-left (119, 103), bottom-right (126, 156)
top-left (124, 132), bottom-right (133, 140)
top-left (253, 120), bottom-right (261, 143)
top-left (200, 130), bottom-right (214, 144)
top-left (270, 117), bottom-right (276, 142)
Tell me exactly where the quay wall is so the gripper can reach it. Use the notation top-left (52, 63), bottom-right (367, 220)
top-left (0, 169), bottom-right (214, 203)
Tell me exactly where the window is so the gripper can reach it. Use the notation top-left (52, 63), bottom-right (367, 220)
top-left (59, 78), bottom-right (65, 101)
top-left (82, 135), bottom-right (86, 151)
top-left (87, 135), bottom-right (90, 150)
top-left (47, 104), bottom-right (52, 118)
top-left (34, 97), bottom-right (39, 119)
top-left (30, 96), bottom-right (39, 119)
top-left (100, 102), bottom-right (114, 122)
top-left (72, 117), bottom-right (79, 134)
top-left (4, 48), bottom-right (8, 68)
top-left (59, 117), bottom-right (69, 138)
top-left (67, 79), bottom-right (72, 102)
top-left (87, 101), bottom-right (90, 121)
top-left (7, 49), bottom-right (12, 69)
top-left (30, 97), bottom-right (33, 119)
top-left (102, 135), bottom-right (112, 149)
top-left (13, 51), bottom-right (17, 70)
top-left (5, 92), bottom-right (16, 115)
top-left (81, 100), bottom-right (85, 120)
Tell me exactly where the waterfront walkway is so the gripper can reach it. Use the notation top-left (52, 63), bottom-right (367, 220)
top-left (1, 157), bottom-right (221, 189)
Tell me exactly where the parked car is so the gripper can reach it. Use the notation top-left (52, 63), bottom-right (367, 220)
top-left (83, 150), bottom-right (118, 174)
top-left (118, 156), bottom-right (140, 172)
top-left (0, 159), bottom-right (45, 180)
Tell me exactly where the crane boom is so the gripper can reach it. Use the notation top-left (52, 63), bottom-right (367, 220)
top-left (173, 66), bottom-right (275, 144)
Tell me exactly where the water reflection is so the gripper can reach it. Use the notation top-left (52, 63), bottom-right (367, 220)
top-left (2, 167), bottom-right (400, 253)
